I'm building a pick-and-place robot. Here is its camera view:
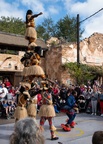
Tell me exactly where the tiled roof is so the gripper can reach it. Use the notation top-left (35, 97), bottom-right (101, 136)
top-left (0, 31), bottom-right (47, 48)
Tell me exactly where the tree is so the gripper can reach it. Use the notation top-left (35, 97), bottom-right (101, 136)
top-left (55, 15), bottom-right (83, 42)
top-left (36, 17), bottom-right (56, 41)
top-left (63, 62), bottom-right (103, 85)
top-left (0, 15), bottom-right (84, 42)
top-left (0, 16), bottom-right (25, 35)
top-left (37, 15), bottom-right (83, 42)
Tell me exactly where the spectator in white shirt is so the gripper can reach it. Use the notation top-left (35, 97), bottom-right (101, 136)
top-left (0, 83), bottom-right (8, 101)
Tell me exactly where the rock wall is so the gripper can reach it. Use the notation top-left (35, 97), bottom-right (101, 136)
top-left (45, 47), bottom-right (62, 81)
top-left (46, 33), bottom-right (103, 85)
top-left (80, 33), bottom-right (103, 65)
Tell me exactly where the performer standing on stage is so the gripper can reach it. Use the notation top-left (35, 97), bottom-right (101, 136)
top-left (61, 89), bottom-right (78, 131)
top-left (38, 82), bottom-right (59, 140)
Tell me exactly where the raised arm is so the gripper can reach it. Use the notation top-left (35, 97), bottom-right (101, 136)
top-left (31, 12), bottom-right (43, 19)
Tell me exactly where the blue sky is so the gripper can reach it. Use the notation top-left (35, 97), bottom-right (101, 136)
top-left (0, 0), bottom-right (103, 39)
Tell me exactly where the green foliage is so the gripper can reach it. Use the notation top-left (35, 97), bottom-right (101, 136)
top-left (0, 15), bottom-right (84, 42)
top-left (0, 16), bottom-right (25, 35)
top-left (37, 15), bottom-right (84, 42)
top-left (55, 15), bottom-right (77, 42)
top-left (63, 62), bottom-right (103, 85)
top-left (36, 17), bottom-right (56, 41)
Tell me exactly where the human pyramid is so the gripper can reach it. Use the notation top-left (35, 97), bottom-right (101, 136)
top-left (14, 9), bottom-right (59, 140)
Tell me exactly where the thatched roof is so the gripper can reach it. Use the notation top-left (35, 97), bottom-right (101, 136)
top-left (0, 31), bottom-right (47, 48)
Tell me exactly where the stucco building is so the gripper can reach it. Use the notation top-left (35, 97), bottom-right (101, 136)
top-left (0, 31), bottom-right (47, 86)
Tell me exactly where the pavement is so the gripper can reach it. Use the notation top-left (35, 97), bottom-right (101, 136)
top-left (0, 112), bottom-right (103, 144)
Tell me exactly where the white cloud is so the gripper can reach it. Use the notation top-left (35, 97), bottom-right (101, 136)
top-left (63, 0), bottom-right (103, 38)
top-left (0, 0), bottom-right (103, 39)
top-left (82, 14), bottom-right (103, 38)
top-left (0, 0), bottom-right (25, 20)
top-left (48, 6), bottom-right (59, 14)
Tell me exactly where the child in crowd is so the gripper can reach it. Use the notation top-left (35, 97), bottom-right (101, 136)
top-left (2, 100), bottom-right (9, 116)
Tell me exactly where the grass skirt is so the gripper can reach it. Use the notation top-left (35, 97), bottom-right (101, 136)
top-left (14, 106), bottom-right (28, 120)
top-left (27, 103), bottom-right (37, 117)
top-left (22, 65), bottom-right (45, 77)
top-left (25, 27), bottom-right (37, 41)
top-left (38, 104), bottom-right (56, 117)
top-left (22, 67), bottom-right (29, 77)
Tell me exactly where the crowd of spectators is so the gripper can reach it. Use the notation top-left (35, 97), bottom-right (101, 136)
top-left (0, 78), bottom-right (17, 118)
top-left (0, 78), bottom-right (103, 119)
top-left (35, 79), bottom-right (103, 117)
top-left (0, 78), bottom-right (103, 143)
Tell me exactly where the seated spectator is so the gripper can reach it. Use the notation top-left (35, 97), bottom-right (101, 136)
top-left (2, 100), bottom-right (9, 116)
top-left (10, 117), bottom-right (45, 144)
top-left (9, 86), bottom-right (16, 97)
top-left (9, 86), bottom-right (16, 101)
top-left (92, 131), bottom-right (103, 144)
top-left (7, 101), bottom-right (16, 113)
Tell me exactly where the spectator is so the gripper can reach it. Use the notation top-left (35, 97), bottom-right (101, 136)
top-left (0, 81), bottom-right (2, 88)
top-left (91, 86), bottom-right (98, 115)
top-left (60, 84), bottom-right (67, 101)
top-left (7, 100), bottom-right (16, 113)
top-left (4, 78), bottom-right (11, 90)
top-left (52, 84), bottom-right (60, 104)
top-left (9, 86), bottom-right (16, 101)
top-left (92, 131), bottom-right (103, 144)
top-left (37, 93), bottom-right (42, 112)
top-left (2, 100), bottom-right (9, 116)
top-left (98, 88), bottom-right (103, 116)
top-left (0, 83), bottom-right (8, 101)
top-left (9, 86), bottom-right (16, 97)
top-left (84, 86), bottom-right (92, 112)
top-left (75, 85), bottom-right (82, 102)
top-left (10, 117), bottom-right (45, 144)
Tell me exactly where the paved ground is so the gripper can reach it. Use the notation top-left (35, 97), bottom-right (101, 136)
top-left (0, 113), bottom-right (103, 144)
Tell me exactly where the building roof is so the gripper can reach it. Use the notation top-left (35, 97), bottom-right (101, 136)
top-left (0, 31), bottom-right (47, 48)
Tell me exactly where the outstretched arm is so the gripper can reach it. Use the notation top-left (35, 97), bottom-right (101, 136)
top-left (31, 12), bottom-right (43, 19)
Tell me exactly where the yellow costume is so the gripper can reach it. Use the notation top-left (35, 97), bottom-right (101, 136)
top-left (25, 14), bottom-right (37, 42)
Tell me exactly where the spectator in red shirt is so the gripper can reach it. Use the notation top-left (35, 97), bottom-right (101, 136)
top-left (9, 86), bottom-right (16, 96)
top-left (52, 84), bottom-right (60, 103)
top-left (4, 78), bottom-right (11, 90)
top-left (37, 93), bottom-right (42, 112)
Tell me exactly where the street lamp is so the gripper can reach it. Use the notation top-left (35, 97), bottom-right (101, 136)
top-left (77, 8), bottom-right (103, 65)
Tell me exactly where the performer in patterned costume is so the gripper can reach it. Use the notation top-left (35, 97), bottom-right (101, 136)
top-left (14, 82), bottom-right (31, 122)
top-left (38, 82), bottom-right (59, 140)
